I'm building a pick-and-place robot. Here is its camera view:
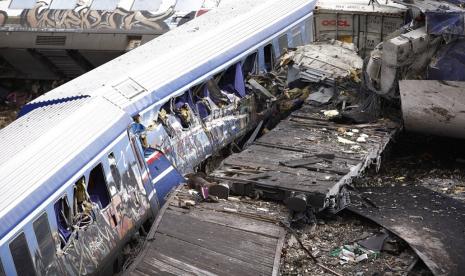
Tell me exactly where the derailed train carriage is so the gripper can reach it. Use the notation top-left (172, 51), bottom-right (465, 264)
top-left (0, 0), bottom-right (317, 274)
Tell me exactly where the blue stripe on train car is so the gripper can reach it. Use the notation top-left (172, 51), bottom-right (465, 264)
top-left (145, 149), bottom-right (185, 205)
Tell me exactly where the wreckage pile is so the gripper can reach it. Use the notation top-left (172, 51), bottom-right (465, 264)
top-left (126, 0), bottom-right (465, 274)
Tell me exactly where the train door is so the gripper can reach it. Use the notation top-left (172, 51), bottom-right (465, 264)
top-left (130, 115), bottom-right (185, 206)
top-left (101, 153), bottom-right (127, 239)
top-left (128, 130), bottom-right (160, 216)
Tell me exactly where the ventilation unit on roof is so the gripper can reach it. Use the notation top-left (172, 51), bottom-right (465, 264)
top-left (113, 78), bottom-right (147, 99)
top-left (35, 36), bottom-right (67, 46)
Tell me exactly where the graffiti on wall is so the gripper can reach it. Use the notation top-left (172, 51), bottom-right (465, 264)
top-left (0, 0), bottom-right (174, 32)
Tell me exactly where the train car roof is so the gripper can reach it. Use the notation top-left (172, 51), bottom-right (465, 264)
top-left (0, 97), bottom-right (132, 241)
top-left (29, 0), bottom-right (316, 116)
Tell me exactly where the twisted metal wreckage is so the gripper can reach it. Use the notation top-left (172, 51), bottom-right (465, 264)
top-left (127, 0), bottom-right (465, 275)
top-left (0, 0), bottom-right (464, 275)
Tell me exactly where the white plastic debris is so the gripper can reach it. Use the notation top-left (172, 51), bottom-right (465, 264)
top-left (337, 136), bottom-right (356, 144)
top-left (356, 136), bottom-right (367, 142)
top-left (355, 254), bottom-right (368, 262)
top-left (352, 129), bottom-right (360, 133)
top-left (323, 109), bottom-right (339, 118)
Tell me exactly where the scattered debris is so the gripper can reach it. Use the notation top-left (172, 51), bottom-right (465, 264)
top-left (350, 184), bottom-right (465, 276)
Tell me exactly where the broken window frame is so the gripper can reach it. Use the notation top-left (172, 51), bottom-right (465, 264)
top-left (243, 52), bottom-right (258, 76)
top-left (157, 101), bottom-right (181, 136)
top-left (32, 212), bottom-right (55, 268)
top-left (129, 134), bottom-right (150, 181)
top-left (291, 25), bottom-right (304, 47)
top-left (171, 94), bottom-right (195, 130)
top-left (304, 18), bottom-right (313, 44)
top-left (191, 82), bottom-right (213, 120)
top-left (278, 34), bottom-right (289, 55)
top-left (263, 43), bottom-right (275, 72)
top-left (217, 62), bottom-right (246, 99)
top-left (53, 195), bottom-right (72, 248)
top-left (108, 152), bottom-right (122, 192)
top-left (87, 163), bottom-right (112, 210)
top-left (9, 232), bottom-right (36, 276)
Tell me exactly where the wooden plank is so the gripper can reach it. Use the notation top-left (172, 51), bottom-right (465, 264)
top-left (157, 210), bottom-right (277, 268)
top-left (142, 250), bottom-right (215, 276)
top-left (272, 229), bottom-right (286, 276)
top-left (168, 206), bottom-right (283, 238)
top-left (149, 234), bottom-right (273, 275)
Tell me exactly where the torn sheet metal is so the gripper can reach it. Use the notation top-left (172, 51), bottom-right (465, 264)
top-left (350, 185), bottom-right (465, 276)
top-left (286, 40), bottom-right (363, 85)
top-left (400, 80), bottom-right (465, 139)
top-left (392, 0), bottom-right (465, 35)
top-left (428, 39), bottom-right (465, 81)
top-left (426, 10), bottom-right (465, 36)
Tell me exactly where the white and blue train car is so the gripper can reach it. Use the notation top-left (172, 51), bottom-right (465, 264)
top-left (0, 0), bottom-right (316, 274)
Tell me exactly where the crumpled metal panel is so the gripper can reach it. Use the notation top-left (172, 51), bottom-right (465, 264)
top-left (426, 11), bottom-right (465, 36)
top-left (428, 39), bottom-right (465, 81)
top-left (51, 163), bottom-right (150, 275)
top-left (287, 41), bottom-right (363, 85)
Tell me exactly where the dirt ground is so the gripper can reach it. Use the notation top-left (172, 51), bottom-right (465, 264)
top-left (279, 212), bottom-right (417, 276)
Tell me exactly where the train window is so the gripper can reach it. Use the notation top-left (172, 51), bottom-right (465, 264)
top-left (9, 233), bottom-right (36, 276)
top-left (305, 18), bottom-right (313, 43)
top-left (192, 84), bottom-right (211, 119)
top-left (33, 213), bottom-right (55, 266)
top-left (108, 153), bottom-right (122, 191)
top-left (158, 104), bottom-right (177, 136)
top-left (218, 63), bottom-right (245, 98)
top-left (243, 52), bottom-right (257, 76)
top-left (205, 79), bottom-right (229, 106)
top-left (264, 44), bottom-right (275, 72)
top-left (174, 95), bottom-right (193, 129)
top-left (292, 26), bottom-right (304, 47)
top-left (88, 164), bottom-right (111, 209)
top-left (278, 34), bottom-right (289, 54)
top-left (54, 196), bottom-right (72, 248)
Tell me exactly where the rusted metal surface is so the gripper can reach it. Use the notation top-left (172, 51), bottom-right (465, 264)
top-left (350, 185), bottom-right (465, 276)
top-left (210, 102), bottom-right (399, 213)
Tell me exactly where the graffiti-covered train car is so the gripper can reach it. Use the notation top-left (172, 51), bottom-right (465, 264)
top-left (0, 0), bottom-right (317, 274)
